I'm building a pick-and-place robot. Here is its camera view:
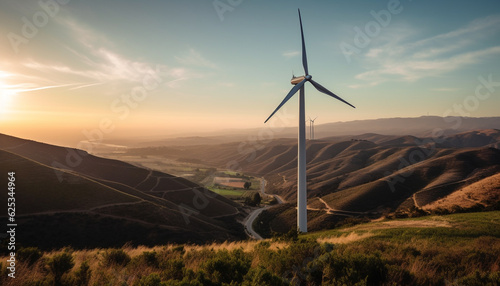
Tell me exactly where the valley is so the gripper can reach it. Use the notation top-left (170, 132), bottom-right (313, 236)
top-left (2, 127), bottom-right (499, 248)
top-left (0, 122), bottom-right (499, 285)
top-left (116, 129), bottom-right (500, 236)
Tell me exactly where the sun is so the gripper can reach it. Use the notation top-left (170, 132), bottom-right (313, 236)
top-left (0, 80), bottom-right (16, 117)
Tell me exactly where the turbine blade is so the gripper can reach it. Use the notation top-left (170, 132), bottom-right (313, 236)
top-left (298, 9), bottom-right (309, 75)
top-left (264, 79), bottom-right (307, 123)
top-left (310, 79), bottom-right (355, 108)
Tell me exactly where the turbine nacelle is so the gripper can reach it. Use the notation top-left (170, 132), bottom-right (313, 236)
top-left (291, 74), bottom-right (312, 85)
top-left (291, 75), bottom-right (305, 85)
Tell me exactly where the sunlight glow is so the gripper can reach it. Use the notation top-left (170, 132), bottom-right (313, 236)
top-left (0, 80), bottom-right (16, 117)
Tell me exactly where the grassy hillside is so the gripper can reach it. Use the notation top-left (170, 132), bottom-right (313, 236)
top-left (0, 150), bottom-right (140, 213)
top-left (2, 211), bottom-right (498, 285)
top-left (0, 135), bottom-right (247, 249)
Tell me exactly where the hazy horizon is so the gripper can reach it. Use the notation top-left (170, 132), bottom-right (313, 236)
top-left (1, 0), bottom-right (499, 147)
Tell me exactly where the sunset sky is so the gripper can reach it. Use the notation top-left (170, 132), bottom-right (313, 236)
top-left (1, 0), bottom-right (499, 146)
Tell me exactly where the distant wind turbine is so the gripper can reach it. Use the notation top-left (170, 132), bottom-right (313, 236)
top-left (309, 116), bottom-right (317, 140)
top-left (264, 9), bottom-right (355, 233)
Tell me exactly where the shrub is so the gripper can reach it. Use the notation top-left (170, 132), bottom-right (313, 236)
top-left (74, 261), bottom-right (91, 286)
top-left (0, 263), bottom-right (7, 285)
top-left (272, 229), bottom-right (299, 242)
top-left (258, 238), bottom-right (321, 280)
top-left (140, 251), bottom-right (159, 268)
top-left (171, 245), bottom-right (185, 254)
top-left (102, 248), bottom-right (131, 267)
top-left (17, 247), bottom-right (43, 265)
top-left (47, 252), bottom-right (74, 286)
top-left (456, 270), bottom-right (500, 286)
top-left (245, 192), bottom-right (261, 206)
top-left (200, 249), bottom-right (251, 284)
top-left (160, 259), bottom-right (185, 281)
top-left (135, 273), bottom-right (165, 286)
top-left (386, 265), bottom-right (415, 286)
top-left (306, 251), bottom-right (387, 286)
top-left (242, 266), bottom-right (289, 286)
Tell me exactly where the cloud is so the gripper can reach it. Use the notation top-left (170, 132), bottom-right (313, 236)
top-left (352, 15), bottom-right (500, 87)
top-left (432, 87), bottom-right (460, 92)
top-left (283, 50), bottom-right (300, 58)
top-left (411, 15), bottom-right (500, 51)
top-left (1, 13), bottom-right (192, 96)
top-left (175, 48), bottom-right (217, 69)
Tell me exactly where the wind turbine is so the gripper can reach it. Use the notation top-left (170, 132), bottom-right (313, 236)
top-left (309, 116), bottom-right (317, 140)
top-left (264, 9), bottom-right (355, 233)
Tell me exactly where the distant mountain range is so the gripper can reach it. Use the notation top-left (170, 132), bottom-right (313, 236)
top-left (0, 134), bottom-right (246, 250)
top-left (312, 116), bottom-right (500, 138)
top-left (126, 116), bottom-right (500, 147)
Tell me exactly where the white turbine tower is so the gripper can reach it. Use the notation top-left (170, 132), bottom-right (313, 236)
top-left (264, 9), bottom-right (355, 233)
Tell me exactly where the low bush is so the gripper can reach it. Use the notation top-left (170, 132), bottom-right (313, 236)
top-left (17, 247), bottom-right (43, 266)
top-left (47, 252), bottom-right (74, 286)
top-left (200, 249), bottom-right (251, 284)
top-left (305, 251), bottom-right (388, 286)
top-left (102, 248), bottom-right (131, 267)
top-left (74, 261), bottom-right (91, 286)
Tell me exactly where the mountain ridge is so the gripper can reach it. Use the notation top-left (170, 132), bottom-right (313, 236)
top-left (0, 134), bottom-right (247, 249)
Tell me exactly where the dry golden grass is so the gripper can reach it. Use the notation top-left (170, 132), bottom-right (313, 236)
top-left (317, 232), bottom-right (374, 244)
top-left (382, 219), bottom-right (451, 228)
top-left (2, 212), bottom-right (498, 285)
top-left (423, 173), bottom-right (500, 211)
top-left (184, 240), bottom-right (257, 253)
top-left (344, 217), bottom-right (452, 231)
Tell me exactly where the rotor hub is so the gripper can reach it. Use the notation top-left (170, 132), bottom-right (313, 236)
top-left (305, 75), bottom-right (312, 80)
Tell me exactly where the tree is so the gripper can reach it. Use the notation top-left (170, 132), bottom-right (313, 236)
top-left (244, 192), bottom-right (261, 207)
top-left (252, 192), bottom-right (261, 206)
top-left (269, 197), bottom-right (278, 205)
top-left (244, 181), bottom-right (252, 190)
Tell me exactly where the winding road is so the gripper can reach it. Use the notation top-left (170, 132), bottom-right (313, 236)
top-left (244, 207), bottom-right (266, 240)
top-left (243, 178), bottom-right (369, 239)
top-left (243, 178), bottom-right (284, 240)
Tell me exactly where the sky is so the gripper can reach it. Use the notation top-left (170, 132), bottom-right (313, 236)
top-left (0, 0), bottom-right (499, 146)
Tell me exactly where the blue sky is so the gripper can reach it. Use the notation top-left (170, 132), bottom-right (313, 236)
top-left (0, 0), bottom-right (499, 145)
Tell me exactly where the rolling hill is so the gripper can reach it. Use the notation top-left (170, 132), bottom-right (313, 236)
top-left (0, 134), bottom-right (246, 250)
top-left (123, 129), bottom-right (500, 234)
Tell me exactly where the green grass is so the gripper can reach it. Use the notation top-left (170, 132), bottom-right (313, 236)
top-left (302, 211), bottom-right (500, 244)
top-left (209, 187), bottom-right (247, 197)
